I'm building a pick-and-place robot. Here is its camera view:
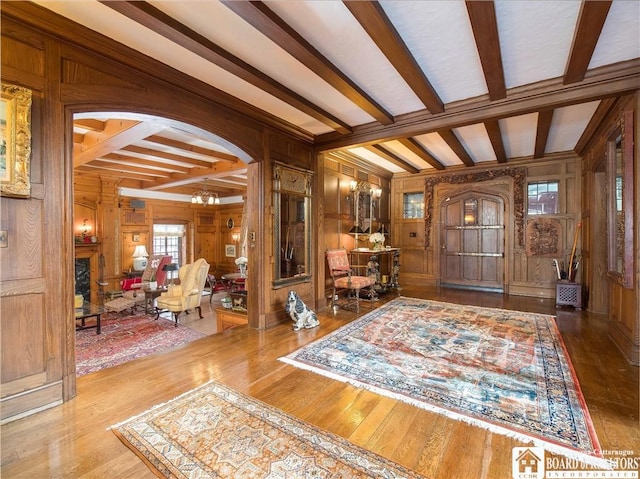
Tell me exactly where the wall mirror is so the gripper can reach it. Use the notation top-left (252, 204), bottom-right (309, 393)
top-left (273, 163), bottom-right (313, 287)
top-left (607, 110), bottom-right (634, 288)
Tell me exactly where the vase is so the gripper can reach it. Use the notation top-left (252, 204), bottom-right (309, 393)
top-left (373, 242), bottom-right (383, 251)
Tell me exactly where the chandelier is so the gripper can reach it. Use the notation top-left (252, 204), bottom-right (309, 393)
top-left (191, 178), bottom-right (220, 206)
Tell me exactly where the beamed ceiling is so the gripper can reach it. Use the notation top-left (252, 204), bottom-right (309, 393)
top-left (36, 0), bottom-right (640, 202)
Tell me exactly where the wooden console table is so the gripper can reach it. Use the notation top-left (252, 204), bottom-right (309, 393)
top-left (215, 307), bottom-right (248, 331)
top-left (350, 248), bottom-right (401, 291)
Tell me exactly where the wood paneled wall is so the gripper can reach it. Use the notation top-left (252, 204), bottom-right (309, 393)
top-left (321, 155), bottom-right (392, 297)
top-left (581, 93), bottom-right (638, 365)
top-left (391, 157), bottom-right (583, 298)
top-left (0, 4), bottom-right (315, 422)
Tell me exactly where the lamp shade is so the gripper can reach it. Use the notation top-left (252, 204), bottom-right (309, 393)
top-left (132, 245), bottom-right (149, 258)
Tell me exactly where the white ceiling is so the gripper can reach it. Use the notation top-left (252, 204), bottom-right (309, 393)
top-left (36, 0), bottom-right (640, 184)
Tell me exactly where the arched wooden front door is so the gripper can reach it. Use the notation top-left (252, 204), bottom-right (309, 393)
top-left (440, 191), bottom-right (505, 292)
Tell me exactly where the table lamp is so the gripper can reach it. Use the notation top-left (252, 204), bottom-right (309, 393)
top-left (132, 245), bottom-right (149, 271)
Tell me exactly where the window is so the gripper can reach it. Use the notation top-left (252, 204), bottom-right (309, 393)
top-left (527, 181), bottom-right (559, 215)
top-left (403, 192), bottom-right (424, 219)
top-left (463, 198), bottom-right (478, 226)
top-left (153, 224), bottom-right (185, 265)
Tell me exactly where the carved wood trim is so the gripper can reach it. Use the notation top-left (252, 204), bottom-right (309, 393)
top-left (424, 167), bottom-right (526, 248)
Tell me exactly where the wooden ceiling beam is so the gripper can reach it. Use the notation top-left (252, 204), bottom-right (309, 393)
top-left (222, 0), bottom-right (394, 125)
top-left (437, 129), bottom-right (474, 167)
top-left (102, 1), bottom-right (352, 135)
top-left (120, 145), bottom-right (223, 168)
top-left (465, 1), bottom-right (506, 101)
top-left (534, 110), bottom-right (554, 159)
top-left (79, 162), bottom-right (170, 178)
top-left (143, 135), bottom-right (238, 162)
top-left (344, 1), bottom-right (444, 114)
top-left (564, 1), bottom-right (612, 84)
top-left (317, 60), bottom-right (640, 150)
top-left (484, 120), bottom-right (507, 163)
top-left (146, 162), bottom-right (248, 190)
top-left (327, 151), bottom-right (395, 180)
top-left (397, 138), bottom-right (445, 171)
top-left (74, 118), bottom-right (105, 132)
top-left (99, 154), bottom-right (192, 175)
top-left (365, 144), bottom-right (420, 173)
top-left (74, 120), bottom-right (167, 167)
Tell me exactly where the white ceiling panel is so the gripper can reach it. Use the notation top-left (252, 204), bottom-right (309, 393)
top-left (496, 1), bottom-right (580, 88)
top-left (380, 0), bottom-right (488, 104)
top-left (268, 1), bottom-right (424, 118)
top-left (454, 123), bottom-right (497, 164)
top-left (35, 1), bottom-right (332, 135)
top-left (381, 140), bottom-right (435, 171)
top-left (590, 0), bottom-right (640, 68)
top-left (546, 101), bottom-right (601, 153)
top-left (413, 133), bottom-right (462, 167)
top-left (348, 147), bottom-right (405, 174)
top-left (152, 1), bottom-right (376, 128)
top-left (499, 113), bottom-right (538, 159)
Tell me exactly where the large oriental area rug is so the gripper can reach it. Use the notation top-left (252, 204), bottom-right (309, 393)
top-left (111, 380), bottom-right (423, 478)
top-left (281, 297), bottom-right (604, 466)
top-left (76, 312), bottom-right (205, 376)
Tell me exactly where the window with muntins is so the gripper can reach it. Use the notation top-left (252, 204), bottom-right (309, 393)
top-left (153, 224), bottom-right (185, 265)
top-left (527, 181), bottom-right (559, 215)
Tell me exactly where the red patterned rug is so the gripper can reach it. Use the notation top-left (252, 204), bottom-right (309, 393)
top-left (281, 297), bottom-right (606, 467)
top-left (76, 311), bottom-right (206, 376)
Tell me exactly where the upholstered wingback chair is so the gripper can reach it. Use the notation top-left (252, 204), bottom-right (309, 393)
top-left (156, 258), bottom-right (209, 326)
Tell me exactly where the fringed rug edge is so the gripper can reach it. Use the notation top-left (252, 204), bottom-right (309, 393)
top-left (278, 354), bottom-right (609, 470)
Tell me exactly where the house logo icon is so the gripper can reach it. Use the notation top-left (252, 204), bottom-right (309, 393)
top-left (512, 447), bottom-right (545, 479)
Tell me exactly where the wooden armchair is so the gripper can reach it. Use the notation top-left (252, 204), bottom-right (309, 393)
top-left (156, 258), bottom-right (209, 326)
top-left (326, 249), bottom-right (376, 312)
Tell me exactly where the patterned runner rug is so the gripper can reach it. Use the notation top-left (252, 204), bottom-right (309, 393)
top-left (281, 297), bottom-right (605, 467)
top-left (76, 311), bottom-right (205, 376)
top-left (111, 381), bottom-right (424, 478)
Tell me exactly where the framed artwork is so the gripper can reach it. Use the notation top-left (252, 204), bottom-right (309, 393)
top-left (225, 244), bottom-right (236, 257)
top-left (1, 83), bottom-right (32, 198)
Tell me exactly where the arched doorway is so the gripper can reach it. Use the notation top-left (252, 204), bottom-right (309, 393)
top-left (71, 111), bottom-right (251, 372)
top-left (439, 190), bottom-right (505, 292)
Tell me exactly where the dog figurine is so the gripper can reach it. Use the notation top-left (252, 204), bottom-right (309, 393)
top-left (285, 291), bottom-right (320, 331)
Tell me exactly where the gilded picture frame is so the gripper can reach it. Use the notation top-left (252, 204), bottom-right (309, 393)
top-left (1, 83), bottom-right (32, 198)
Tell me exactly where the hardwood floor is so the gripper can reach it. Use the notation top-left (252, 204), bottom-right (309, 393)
top-left (2, 287), bottom-right (638, 478)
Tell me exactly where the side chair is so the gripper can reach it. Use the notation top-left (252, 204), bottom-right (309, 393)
top-left (326, 248), bottom-right (376, 312)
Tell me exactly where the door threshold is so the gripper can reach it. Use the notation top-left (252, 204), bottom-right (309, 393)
top-left (441, 283), bottom-right (504, 294)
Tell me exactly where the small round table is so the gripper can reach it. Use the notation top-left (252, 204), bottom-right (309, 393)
top-left (221, 273), bottom-right (246, 292)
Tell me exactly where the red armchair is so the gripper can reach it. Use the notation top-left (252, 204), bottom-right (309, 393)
top-left (120, 255), bottom-right (172, 291)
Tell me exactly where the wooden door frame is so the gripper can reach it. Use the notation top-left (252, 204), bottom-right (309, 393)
top-left (436, 185), bottom-right (511, 294)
